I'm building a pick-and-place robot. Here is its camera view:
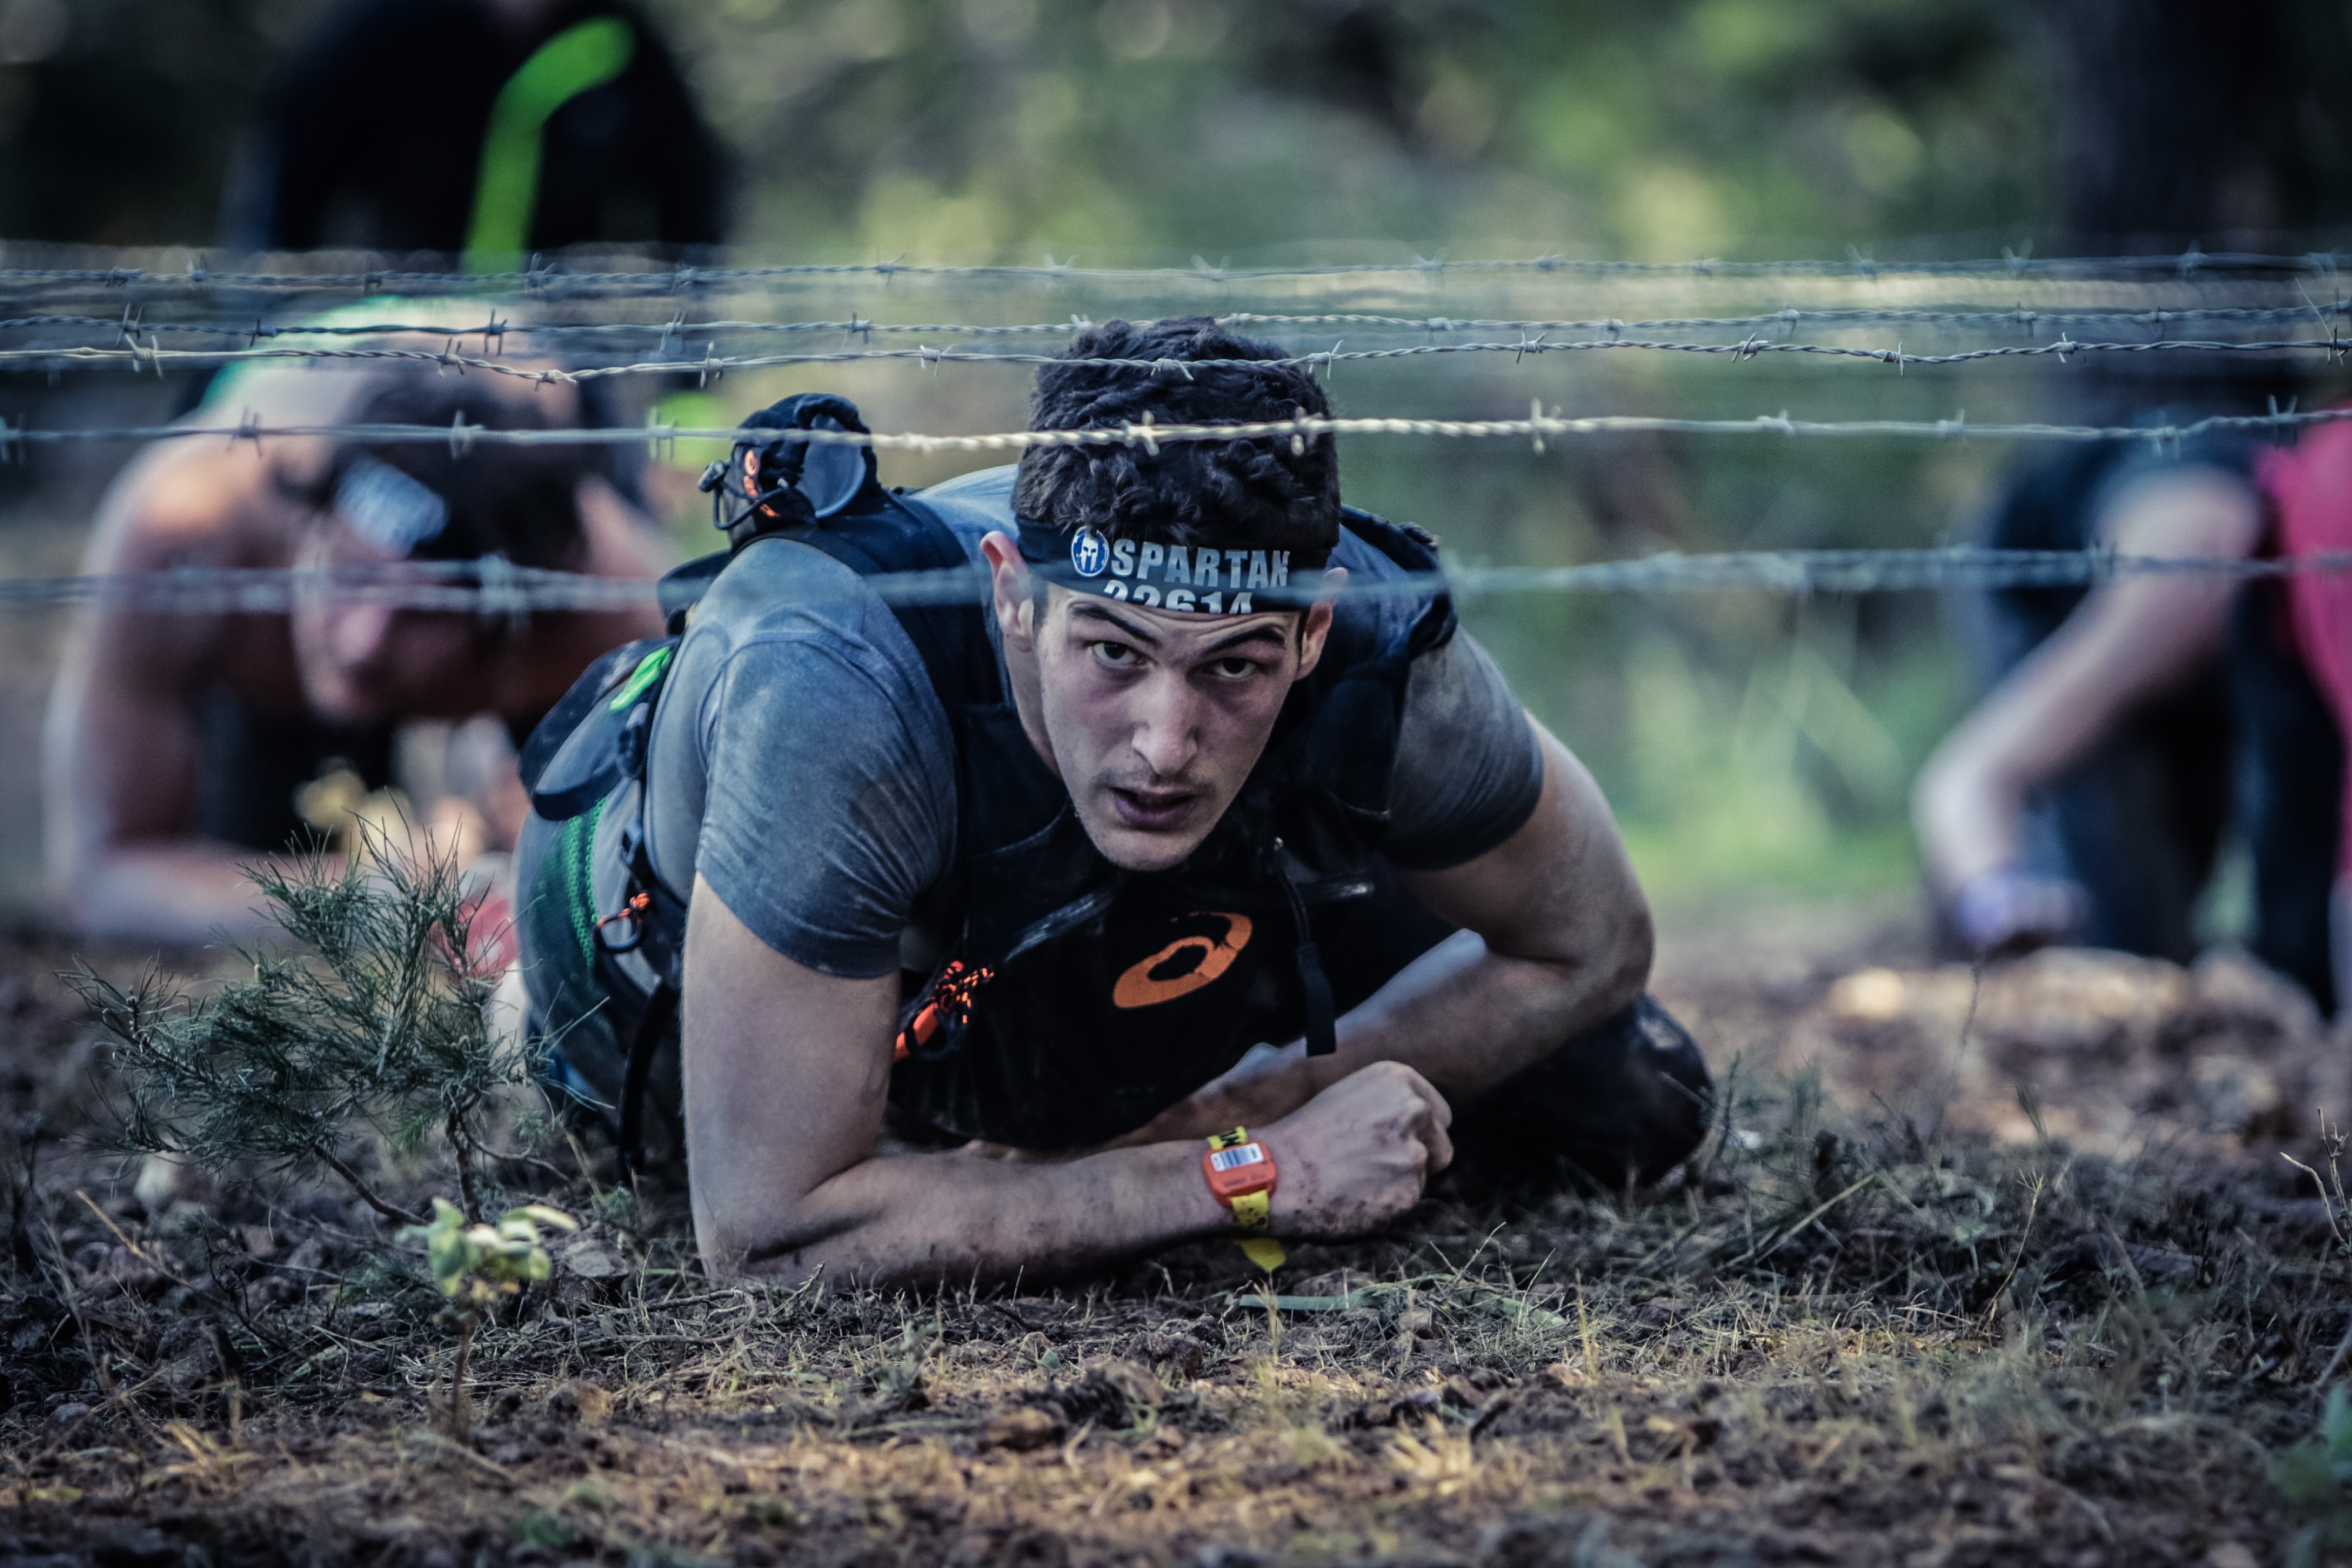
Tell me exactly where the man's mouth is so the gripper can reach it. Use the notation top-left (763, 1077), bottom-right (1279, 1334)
top-left (1106, 785), bottom-right (1201, 833)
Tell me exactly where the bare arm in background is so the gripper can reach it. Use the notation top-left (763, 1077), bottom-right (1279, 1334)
top-left (1912, 466), bottom-right (2263, 899)
top-left (44, 444), bottom-right (298, 945)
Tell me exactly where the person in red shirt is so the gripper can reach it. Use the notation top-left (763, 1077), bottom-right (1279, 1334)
top-left (2257, 425), bottom-right (2352, 1007)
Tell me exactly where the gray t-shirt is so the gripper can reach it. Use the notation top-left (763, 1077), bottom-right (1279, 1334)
top-left (638, 466), bottom-right (1544, 979)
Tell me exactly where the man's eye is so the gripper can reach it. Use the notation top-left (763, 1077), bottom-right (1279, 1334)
top-left (1211, 657), bottom-right (1263, 679)
top-left (1091, 642), bottom-right (1142, 668)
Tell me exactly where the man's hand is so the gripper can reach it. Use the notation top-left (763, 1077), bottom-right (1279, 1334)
top-left (1260, 1061), bottom-right (1451, 1238)
top-left (1947, 863), bottom-right (2089, 955)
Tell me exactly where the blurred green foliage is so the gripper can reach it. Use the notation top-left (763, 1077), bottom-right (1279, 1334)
top-left (0, 0), bottom-right (2056, 259)
top-left (645, 0), bottom-right (2047, 262)
top-left (6, 0), bottom-right (2343, 910)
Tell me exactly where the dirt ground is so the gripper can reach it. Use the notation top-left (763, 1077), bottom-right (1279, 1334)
top-left (0, 901), bottom-right (2346, 1568)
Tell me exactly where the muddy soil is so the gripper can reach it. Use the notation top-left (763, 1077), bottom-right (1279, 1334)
top-left (0, 908), bottom-right (2340, 1568)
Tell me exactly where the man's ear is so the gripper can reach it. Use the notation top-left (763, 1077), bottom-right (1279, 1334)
top-left (978, 531), bottom-right (1036, 649)
top-left (1291, 565), bottom-right (1347, 681)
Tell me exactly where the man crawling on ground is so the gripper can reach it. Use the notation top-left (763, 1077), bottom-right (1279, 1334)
top-left (516, 317), bottom-right (1713, 1285)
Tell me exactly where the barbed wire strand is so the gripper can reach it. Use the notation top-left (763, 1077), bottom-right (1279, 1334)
top-left (3, 246), bottom-right (2349, 295)
top-left (13, 302), bottom-right (2352, 346)
top-left (12, 335), bottom-right (2352, 383)
top-left (9, 547), bottom-right (2350, 616)
top-left (5, 404), bottom-right (2344, 456)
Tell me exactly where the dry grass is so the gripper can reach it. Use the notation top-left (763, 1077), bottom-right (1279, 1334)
top-left (0, 925), bottom-right (2341, 1568)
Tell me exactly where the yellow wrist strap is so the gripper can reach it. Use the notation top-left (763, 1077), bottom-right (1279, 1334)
top-left (1237, 1236), bottom-right (1287, 1271)
top-left (1208, 1131), bottom-right (1286, 1273)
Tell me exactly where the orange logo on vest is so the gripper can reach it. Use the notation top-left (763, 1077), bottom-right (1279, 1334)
top-left (1112, 914), bottom-right (1254, 1008)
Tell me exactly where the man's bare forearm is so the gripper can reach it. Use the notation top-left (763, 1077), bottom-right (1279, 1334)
top-left (1115, 724), bottom-right (1651, 1145)
top-left (696, 1135), bottom-right (1228, 1288)
top-left (1325, 923), bottom-right (1642, 1095)
top-left (1118, 921), bottom-right (1643, 1145)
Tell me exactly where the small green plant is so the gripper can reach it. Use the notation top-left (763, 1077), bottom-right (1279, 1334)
top-left (2274, 1386), bottom-right (2352, 1568)
top-left (402, 1198), bottom-right (576, 1439)
top-left (74, 837), bottom-right (543, 1228)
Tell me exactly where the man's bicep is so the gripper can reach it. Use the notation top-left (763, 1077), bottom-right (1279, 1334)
top-left (1384, 632), bottom-right (1546, 870)
top-left (2040, 466), bottom-right (2263, 722)
top-left (51, 459), bottom-right (242, 860)
top-left (1402, 720), bottom-right (1651, 979)
top-left (680, 874), bottom-right (903, 1268)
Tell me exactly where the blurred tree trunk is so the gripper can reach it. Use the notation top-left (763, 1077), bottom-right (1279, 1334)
top-left (2053, 0), bottom-right (2326, 419)
top-left (2057, 0), bottom-right (2296, 251)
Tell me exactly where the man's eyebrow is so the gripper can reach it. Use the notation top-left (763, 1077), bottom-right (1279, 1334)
top-left (1068, 601), bottom-right (1162, 646)
top-left (1199, 621), bottom-right (1294, 656)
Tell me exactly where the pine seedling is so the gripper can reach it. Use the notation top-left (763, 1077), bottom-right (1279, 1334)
top-left (74, 834), bottom-right (541, 1228)
top-left (402, 1198), bottom-right (576, 1439)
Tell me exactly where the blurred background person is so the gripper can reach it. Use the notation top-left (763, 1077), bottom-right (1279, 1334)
top-left (219, 0), bottom-right (724, 260)
top-left (1912, 440), bottom-right (2344, 1014)
top-left (44, 362), bottom-right (673, 945)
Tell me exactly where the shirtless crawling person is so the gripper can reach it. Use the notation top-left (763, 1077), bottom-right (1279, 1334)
top-left (46, 366), bottom-right (671, 946)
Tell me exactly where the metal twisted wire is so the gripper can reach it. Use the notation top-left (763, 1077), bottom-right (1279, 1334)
top-left (14, 302), bottom-right (2352, 345)
top-left (10, 547), bottom-right (2350, 616)
top-left (15, 334), bottom-right (2352, 384)
top-left (3, 246), bottom-right (2350, 297)
top-left (4, 404), bottom-right (2344, 456)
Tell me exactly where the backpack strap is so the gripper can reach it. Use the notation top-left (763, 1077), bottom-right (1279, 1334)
top-left (520, 636), bottom-right (676, 821)
top-left (782, 491), bottom-right (1004, 710)
top-left (1339, 504), bottom-right (1456, 660)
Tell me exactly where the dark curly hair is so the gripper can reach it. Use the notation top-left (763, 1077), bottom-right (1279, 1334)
top-left (1011, 317), bottom-right (1338, 556)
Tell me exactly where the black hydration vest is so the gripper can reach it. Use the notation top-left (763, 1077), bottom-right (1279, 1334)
top-left (521, 462), bottom-right (1455, 1156)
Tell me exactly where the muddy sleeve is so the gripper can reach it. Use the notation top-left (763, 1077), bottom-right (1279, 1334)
top-left (1382, 631), bottom-right (1545, 871)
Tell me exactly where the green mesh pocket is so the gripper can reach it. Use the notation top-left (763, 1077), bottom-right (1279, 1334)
top-left (549, 799), bottom-right (606, 971)
top-left (520, 799), bottom-right (607, 992)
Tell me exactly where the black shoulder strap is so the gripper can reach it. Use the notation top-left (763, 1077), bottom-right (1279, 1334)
top-left (1339, 505), bottom-right (1456, 660)
top-left (773, 492), bottom-right (1004, 711)
top-left (518, 634), bottom-right (673, 808)
top-left (654, 489), bottom-right (1002, 718)
top-left (1268, 509), bottom-right (1456, 824)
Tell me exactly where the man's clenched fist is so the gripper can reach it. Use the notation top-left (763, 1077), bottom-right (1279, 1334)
top-left (1261, 1061), bottom-right (1452, 1238)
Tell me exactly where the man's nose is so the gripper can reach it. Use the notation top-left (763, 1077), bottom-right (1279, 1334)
top-left (1130, 672), bottom-right (1200, 778)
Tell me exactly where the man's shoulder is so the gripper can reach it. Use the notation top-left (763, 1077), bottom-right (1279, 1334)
top-left (108, 447), bottom-right (288, 572)
top-left (692, 534), bottom-right (891, 646)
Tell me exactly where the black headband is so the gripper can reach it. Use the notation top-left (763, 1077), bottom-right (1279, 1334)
top-left (1014, 517), bottom-right (1332, 615)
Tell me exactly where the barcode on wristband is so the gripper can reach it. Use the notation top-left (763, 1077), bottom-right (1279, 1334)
top-left (1208, 1143), bottom-right (1267, 1172)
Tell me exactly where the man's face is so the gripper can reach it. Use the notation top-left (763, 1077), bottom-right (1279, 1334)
top-left (289, 516), bottom-right (482, 724)
top-left (986, 536), bottom-right (1338, 872)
